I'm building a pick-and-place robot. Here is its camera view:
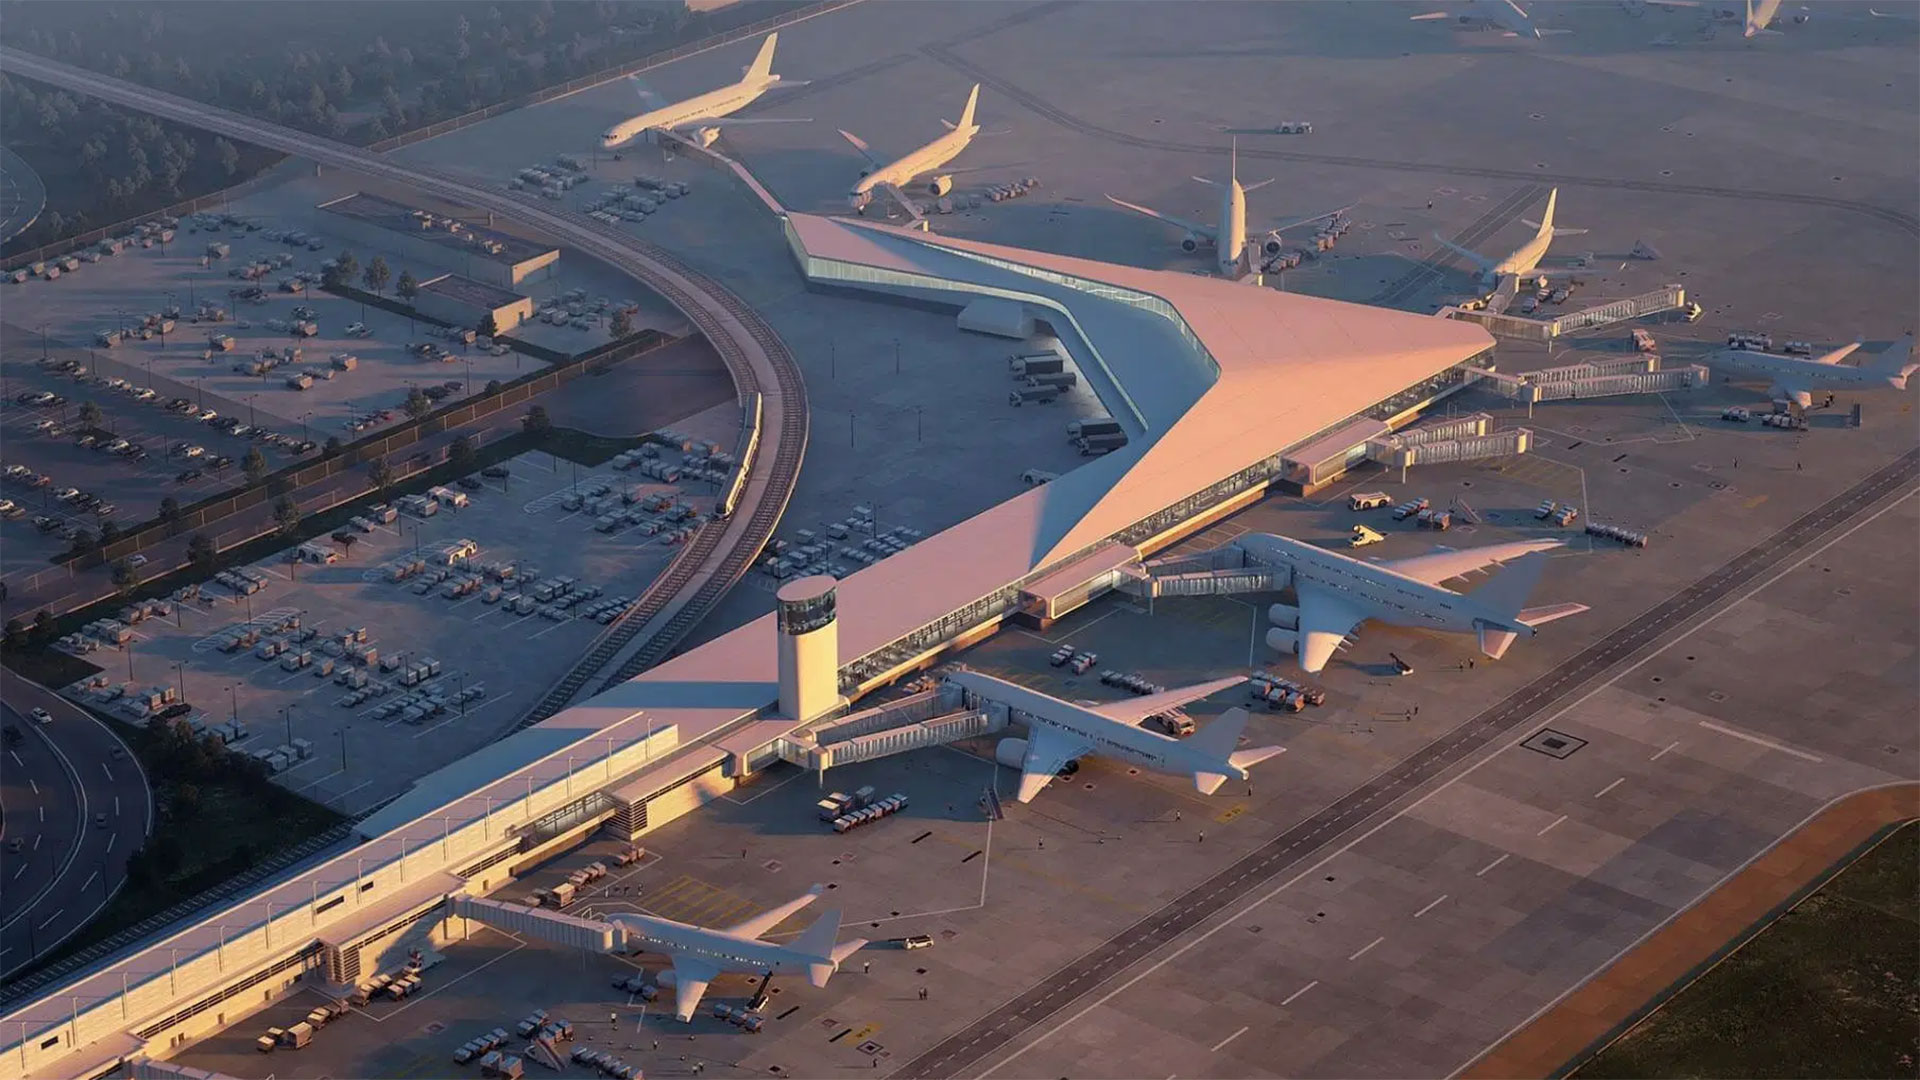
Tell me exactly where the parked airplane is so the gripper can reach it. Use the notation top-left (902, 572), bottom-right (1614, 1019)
top-left (1642, 0), bottom-right (1802, 36)
top-left (1232, 533), bottom-right (1588, 674)
top-left (600, 33), bottom-right (809, 150)
top-left (1105, 139), bottom-right (1349, 279)
top-left (942, 671), bottom-right (1283, 802)
top-left (1433, 188), bottom-right (1588, 291)
top-left (607, 885), bottom-right (866, 1021)
top-left (1410, 0), bottom-right (1566, 38)
top-left (1708, 334), bottom-right (1917, 407)
top-left (841, 84), bottom-right (986, 215)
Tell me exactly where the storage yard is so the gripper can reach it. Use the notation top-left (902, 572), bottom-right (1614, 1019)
top-left (45, 447), bottom-right (717, 816)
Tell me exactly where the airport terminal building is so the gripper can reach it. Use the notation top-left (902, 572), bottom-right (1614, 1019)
top-left (2, 211), bottom-right (1495, 1080)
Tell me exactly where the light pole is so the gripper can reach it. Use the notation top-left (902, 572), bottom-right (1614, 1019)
top-left (228, 684), bottom-right (238, 723)
top-left (245, 393), bottom-right (257, 429)
top-left (280, 704), bottom-right (294, 746)
top-left (173, 661), bottom-right (187, 705)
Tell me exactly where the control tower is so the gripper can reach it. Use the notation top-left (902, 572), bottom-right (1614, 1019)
top-left (776, 575), bottom-right (840, 723)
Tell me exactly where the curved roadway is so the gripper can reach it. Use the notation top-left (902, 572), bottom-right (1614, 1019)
top-left (0, 47), bottom-right (809, 704)
top-left (0, 669), bottom-right (151, 980)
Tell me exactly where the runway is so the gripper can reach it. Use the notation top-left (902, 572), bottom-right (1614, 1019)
top-left (895, 446), bottom-right (1918, 1079)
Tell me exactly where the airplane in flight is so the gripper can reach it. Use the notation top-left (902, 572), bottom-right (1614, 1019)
top-left (1105, 139), bottom-right (1350, 279)
top-left (1708, 334), bottom-right (1917, 407)
top-left (841, 84), bottom-right (987, 215)
top-left (600, 33), bottom-right (809, 150)
top-left (1208, 533), bottom-right (1588, 674)
top-left (607, 885), bottom-right (866, 1021)
top-left (942, 670), bottom-right (1284, 802)
top-left (1433, 187), bottom-right (1588, 294)
top-left (1410, 0), bottom-right (1567, 38)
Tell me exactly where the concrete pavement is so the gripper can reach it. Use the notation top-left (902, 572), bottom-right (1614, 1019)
top-left (0, 667), bottom-right (152, 979)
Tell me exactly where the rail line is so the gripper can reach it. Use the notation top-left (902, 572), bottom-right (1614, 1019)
top-left (919, 41), bottom-right (1920, 238)
top-left (0, 47), bottom-right (809, 719)
top-left (895, 447), bottom-right (1918, 1079)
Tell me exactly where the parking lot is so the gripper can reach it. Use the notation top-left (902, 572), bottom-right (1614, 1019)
top-left (49, 447), bottom-right (719, 816)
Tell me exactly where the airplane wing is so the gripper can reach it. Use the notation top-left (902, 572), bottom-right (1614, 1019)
top-left (668, 956), bottom-right (720, 1021)
top-left (1811, 343), bottom-right (1863, 365)
top-left (1769, 378), bottom-right (1814, 408)
top-left (1105, 195), bottom-right (1218, 244)
top-left (1382, 539), bottom-right (1563, 586)
top-left (627, 76), bottom-right (666, 108)
top-left (1090, 675), bottom-right (1247, 726)
top-left (1431, 233), bottom-right (1497, 273)
top-left (1015, 726), bottom-right (1093, 803)
top-left (1258, 203), bottom-right (1354, 239)
top-left (838, 129), bottom-right (885, 170)
top-left (722, 886), bottom-right (823, 940)
top-left (1293, 583), bottom-right (1370, 674)
top-left (667, 116), bottom-right (812, 131)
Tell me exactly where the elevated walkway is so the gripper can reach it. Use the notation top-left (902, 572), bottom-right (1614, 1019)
top-left (1123, 543), bottom-right (1288, 599)
top-left (1365, 413), bottom-right (1534, 477)
top-left (1469, 356), bottom-right (1707, 415)
top-left (1447, 284), bottom-right (1687, 340)
top-left (780, 688), bottom-right (1007, 771)
top-left (450, 895), bottom-right (622, 953)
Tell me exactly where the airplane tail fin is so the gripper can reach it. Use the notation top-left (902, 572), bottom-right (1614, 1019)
top-left (1866, 333), bottom-right (1918, 385)
top-left (1188, 707), bottom-right (1284, 794)
top-left (1519, 189), bottom-right (1589, 240)
top-left (791, 907), bottom-right (845, 984)
top-left (956, 83), bottom-right (980, 131)
top-left (830, 938), bottom-right (869, 966)
top-left (1469, 550), bottom-right (1552, 634)
top-left (745, 33), bottom-right (778, 81)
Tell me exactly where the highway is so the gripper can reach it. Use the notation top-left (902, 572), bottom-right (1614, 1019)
top-left (0, 669), bottom-right (151, 980)
top-left (0, 47), bottom-right (809, 708)
top-left (895, 447), bottom-right (1919, 1079)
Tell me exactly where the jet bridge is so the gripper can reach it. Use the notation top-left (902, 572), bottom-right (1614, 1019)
top-left (1447, 284), bottom-right (1688, 340)
top-left (1121, 543), bottom-right (1289, 599)
top-left (780, 687), bottom-right (1007, 773)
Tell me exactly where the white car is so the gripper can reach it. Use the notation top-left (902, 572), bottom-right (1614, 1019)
top-left (30, 707), bottom-right (52, 725)
top-left (128, 554), bottom-right (149, 568)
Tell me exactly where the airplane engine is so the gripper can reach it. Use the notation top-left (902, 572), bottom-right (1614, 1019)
top-left (1265, 627), bottom-right (1300, 655)
top-left (1268, 603), bottom-right (1300, 630)
top-left (994, 738), bottom-right (1028, 769)
top-left (693, 127), bottom-right (722, 149)
top-left (927, 175), bottom-right (954, 197)
top-left (1180, 233), bottom-right (1202, 253)
top-left (655, 969), bottom-right (678, 987)
top-left (1263, 237), bottom-right (1285, 257)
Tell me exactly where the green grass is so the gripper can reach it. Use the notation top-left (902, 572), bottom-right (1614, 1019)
top-left (1575, 821), bottom-right (1920, 1079)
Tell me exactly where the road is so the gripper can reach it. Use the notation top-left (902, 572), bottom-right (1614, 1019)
top-left (0, 46), bottom-right (808, 695)
top-left (895, 447), bottom-right (1919, 1079)
top-left (0, 668), bottom-right (151, 980)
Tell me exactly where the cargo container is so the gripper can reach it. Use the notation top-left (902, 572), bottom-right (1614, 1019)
top-left (1010, 385), bottom-right (1061, 406)
top-left (1066, 418), bottom-right (1121, 440)
top-left (279, 1022), bottom-right (313, 1048)
top-left (1009, 356), bottom-right (1066, 378)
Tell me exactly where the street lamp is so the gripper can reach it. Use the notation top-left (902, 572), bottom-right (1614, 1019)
top-left (280, 704), bottom-right (294, 746)
top-left (228, 684), bottom-right (238, 723)
top-left (173, 661), bottom-right (187, 705)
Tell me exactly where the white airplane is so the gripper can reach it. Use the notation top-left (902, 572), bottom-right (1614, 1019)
top-left (1708, 334), bottom-right (1917, 407)
top-left (1433, 187), bottom-right (1588, 290)
top-left (1105, 139), bottom-right (1350, 279)
top-left (1235, 533), bottom-right (1589, 674)
top-left (841, 84), bottom-right (986, 215)
top-left (1410, 0), bottom-right (1567, 38)
top-left (607, 885), bottom-right (866, 1021)
top-left (600, 33), bottom-right (809, 150)
top-left (943, 670), bottom-right (1284, 803)
top-left (1642, 0), bottom-right (1802, 36)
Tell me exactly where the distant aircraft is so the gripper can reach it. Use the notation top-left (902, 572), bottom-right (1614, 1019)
top-left (1641, 0), bottom-right (1803, 37)
top-left (1432, 187), bottom-right (1588, 290)
top-left (841, 84), bottom-right (996, 216)
top-left (600, 33), bottom-right (809, 150)
top-left (1409, 0), bottom-right (1567, 38)
top-left (1105, 139), bottom-right (1349, 279)
top-left (607, 885), bottom-right (866, 1021)
top-left (1707, 334), bottom-right (1918, 407)
top-left (942, 671), bottom-right (1284, 803)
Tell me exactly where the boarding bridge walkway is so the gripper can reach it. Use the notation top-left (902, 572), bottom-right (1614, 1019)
top-left (1120, 545), bottom-right (1287, 599)
top-left (780, 689), bottom-right (1006, 772)
top-left (1447, 284), bottom-right (1687, 340)
top-left (450, 895), bottom-right (623, 953)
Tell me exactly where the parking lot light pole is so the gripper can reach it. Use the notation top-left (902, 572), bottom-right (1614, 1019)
top-left (228, 684), bottom-right (238, 723)
top-left (127, 640), bottom-right (135, 683)
top-left (173, 661), bottom-right (187, 705)
top-left (281, 704), bottom-right (293, 746)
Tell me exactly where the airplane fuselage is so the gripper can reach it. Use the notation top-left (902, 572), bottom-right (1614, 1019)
top-left (1708, 348), bottom-right (1911, 397)
top-left (602, 76), bottom-right (778, 148)
top-left (945, 671), bottom-right (1246, 778)
top-left (851, 125), bottom-right (978, 204)
top-left (1242, 534), bottom-right (1484, 634)
top-left (1219, 178), bottom-right (1248, 277)
top-left (614, 916), bottom-right (814, 976)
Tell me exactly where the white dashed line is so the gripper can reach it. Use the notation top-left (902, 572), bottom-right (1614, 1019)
top-left (1476, 853), bottom-right (1509, 877)
top-left (1536, 814), bottom-right (1568, 837)
top-left (1413, 894), bottom-right (1448, 919)
top-left (1281, 980), bottom-right (1318, 1006)
top-left (1348, 936), bottom-right (1385, 961)
top-left (1209, 1026), bottom-right (1248, 1053)
top-left (1696, 719), bottom-right (1824, 763)
top-left (1594, 777), bottom-right (1626, 799)
top-left (1649, 740), bottom-right (1681, 762)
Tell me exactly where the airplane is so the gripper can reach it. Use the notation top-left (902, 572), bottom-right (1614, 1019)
top-left (1409, 0), bottom-right (1567, 38)
top-left (1105, 139), bottom-right (1350, 280)
top-left (606, 885), bottom-right (866, 1021)
top-left (600, 33), bottom-right (809, 150)
top-left (1228, 533), bottom-right (1589, 674)
top-left (943, 670), bottom-right (1284, 803)
top-left (1640, 0), bottom-right (1804, 37)
top-left (1707, 334), bottom-right (1917, 407)
top-left (841, 84), bottom-right (987, 215)
top-left (1432, 187), bottom-right (1588, 292)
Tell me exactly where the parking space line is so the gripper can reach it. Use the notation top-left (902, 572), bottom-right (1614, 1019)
top-left (1348, 935), bottom-right (1385, 961)
top-left (1280, 980), bottom-right (1318, 1006)
top-left (1413, 894), bottom-right (1448, 919)
top-left (1209, 1026), bottom-right (1248, 1053)
top-left (1475, 853), bottom-right (1509, 877)
top-left (1649, 739), bottom-right (1681, 762)
top-left (1593, 777), bottom-right (1626, 799)
top-left (1536, 814), bottom-right (1568, 837)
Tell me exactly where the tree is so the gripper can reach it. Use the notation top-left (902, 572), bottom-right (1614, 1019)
top-left (323, 435), bottom-right (344, 457)
top-left (332, 531), bottom-right (357, 553)
top-left (396, 269), bottom-right (418, 302)
top-left (523, 405), bottom-right (552, 436)
top-left (484, 379), bottom-right (503, 395)
top-left (368, 456), bottom-right (395, 492)
top-left (111, 557), bottom-right (138, 592)
top-left (448, 434), bottom-right (477, 471)
top-left (363, 255), bottom-right (390, 296)
top-left (187, 532), bottom-right (216, 567)
top-left (403, 387), bottom-right (432, 419)
top-left (326, 249), bottom-right (358, 289)
top-left (78, 400), bottom-right (103, 428)
top-left (609, 306), bottom-right (635, 340)
top-left (158, 496), bottom-right (180, 524)
top-left (170, 782), bottom-right (202, 820)
top-left (69, 528), bottom-right (98, 557)
top-left (242, 446), bottom-right (268, 482)
top-left (99, 520), bottom-right (120, 544)
top-left (272, 496), bottom-right (301, 534)
top-left (4, 617), bottom-right (27, 650)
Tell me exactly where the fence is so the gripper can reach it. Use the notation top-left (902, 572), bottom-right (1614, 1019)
top-left (1, 0), bottom-right (856, 272)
